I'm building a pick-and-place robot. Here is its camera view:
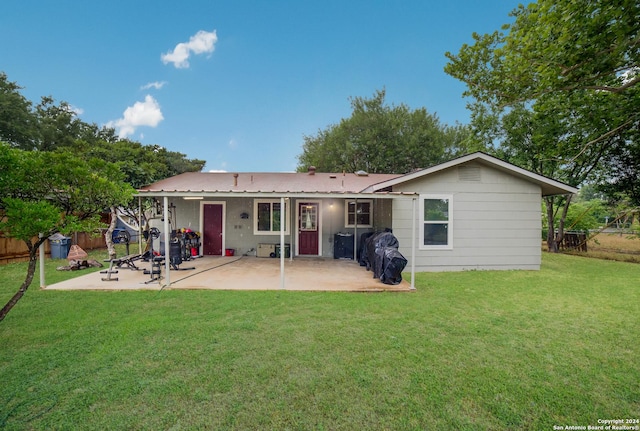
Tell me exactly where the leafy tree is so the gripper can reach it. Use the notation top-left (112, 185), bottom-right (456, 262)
top-left (0, 144), bottom-right (135, 322)
top-left (445, 0), bottom-right (638, 118)
top-left (491, 90), bottom-right (622, 250)
top-left (444, 0), bottom-right (639, 251)
top-left (71, 139), bottom-right (205, 189)
top-left (562, 201), bottom-right (603, 232)
top-left (0, 73), bottom-right (38, 149)
top-left (297, 89), bottom-right (473, 173)
top-left (35, 96), bottom-right (88, 151)
top-left (596, 131), bottom-right (640, 207)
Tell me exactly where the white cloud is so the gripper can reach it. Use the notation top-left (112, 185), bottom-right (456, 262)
top-left (141, 81), bottom-right (167, 90)
top-left (161, 30), bottom-right (218, 69)
top-left (228, 139), bottom-right (238, 149)
top-left (68, 104), bottom-right (84, 116)
top-left (209, 161), bottom-right (227, 172)
top-left (106, 95), bottom-right (164, 138)
top-left (208, 169), bottom-right (228, 173)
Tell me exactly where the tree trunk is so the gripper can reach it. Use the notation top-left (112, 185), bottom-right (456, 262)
top-left (0, 242), bottom-right (39, 323)
top-left (105, 206), bottom-right (117, 260)
top-left (555, 195), bottom-right (572, 250)
top-left (545, 194), bottom-right (573, 253)
top-left (545, 197), bottom-right (558, 252)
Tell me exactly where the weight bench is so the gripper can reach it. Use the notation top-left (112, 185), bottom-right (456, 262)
top-left (101, 253), bottom-right (144, 281)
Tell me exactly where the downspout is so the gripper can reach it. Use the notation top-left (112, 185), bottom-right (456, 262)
top-left (411, 197), bottom-right (416, 290)
top-left (163, 196), bottom-right (171, 287)
top-left (39, 233), bottom-right (45, 288)
top-left (280, 196), bottom-right (285, 289)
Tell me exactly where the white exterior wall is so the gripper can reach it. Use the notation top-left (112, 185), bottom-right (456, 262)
top-left (392, 162), bottom-right (542, 271)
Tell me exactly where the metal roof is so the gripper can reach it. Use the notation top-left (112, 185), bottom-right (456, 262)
top-left (138, 171), bottom-right (401, 194)
top-left (137, 153), bottom-right (578, 199)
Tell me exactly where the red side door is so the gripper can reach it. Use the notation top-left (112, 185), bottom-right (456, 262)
top-left (298, 202), bottom-right (319, 255)
top-left (203, 204), bottom-right (223, 255)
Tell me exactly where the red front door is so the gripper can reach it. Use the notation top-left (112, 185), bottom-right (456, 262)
top-left (298, 202), bottom-right (319, 255)
top-left (203, 204), bottom-right (223, 255)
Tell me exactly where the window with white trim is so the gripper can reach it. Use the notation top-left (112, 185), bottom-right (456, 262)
top-left (419, 195), bottom-right (452, 249)
top-left (345, 200), bottom-right (372, 228)
top-left (254, 200), bottom-right (289, 235)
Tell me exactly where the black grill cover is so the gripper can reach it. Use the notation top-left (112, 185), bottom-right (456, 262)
top-left (362, 230), bottom-right (407, 285)
top-left (380, 247), bottom-right (407, 285)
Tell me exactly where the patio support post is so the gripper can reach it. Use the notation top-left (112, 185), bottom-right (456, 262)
top-left (138, 196), bottom-right (143, 254)
top-left (39, 233), bottom-right (45, 288)
top-left (280, 196), bottom-right (285, 289)
top-left (163, 196), bottom-right (171, 287)
top-left (411, 197), bottom-right (416, 290)
top-left (353, 198), bottom-right (358, 260)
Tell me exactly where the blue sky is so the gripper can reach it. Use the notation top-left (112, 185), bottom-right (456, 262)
top-left (1, 0), bottom-right (519, 172)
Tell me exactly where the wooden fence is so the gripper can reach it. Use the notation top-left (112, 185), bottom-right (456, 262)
top-left (559, 231), bottom-right (588, 252)
top-left (0, 232), bottom-right (106, 265)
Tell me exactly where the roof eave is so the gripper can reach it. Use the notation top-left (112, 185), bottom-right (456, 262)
top-left (134, 190), bottom-right (418, 200)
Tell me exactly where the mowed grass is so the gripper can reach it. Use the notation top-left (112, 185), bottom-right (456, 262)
top-left (1, 253), bottom-right (639, 430)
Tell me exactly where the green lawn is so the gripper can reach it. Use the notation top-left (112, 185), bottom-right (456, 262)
top-left (1, 253), bottom-right (639, 430)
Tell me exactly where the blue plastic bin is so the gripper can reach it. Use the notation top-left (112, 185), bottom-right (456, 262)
top-left (50, 234), bottom-right (71, 259)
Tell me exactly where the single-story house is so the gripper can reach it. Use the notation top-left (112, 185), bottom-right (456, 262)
top-left (137, 152), bottom-right (577, 286)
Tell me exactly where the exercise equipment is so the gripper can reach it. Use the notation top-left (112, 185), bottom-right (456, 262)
top-left (181, 229), bottom-right (201, 259)
top-left (143, 227), bottom-right (164, 284)
top-left (102, 229), bottom-right (147, 282)
top-left (100, 251), bottom-right (149, 281)
top-left (169, 239), bottom-right (195, 271)
top-left (113, 229), bottom-right (132, 255)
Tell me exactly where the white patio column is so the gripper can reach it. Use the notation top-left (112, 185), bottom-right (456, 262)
top-left (411, 197), bottom-right (416, 290)
top-left (280, 196), bottom-right (285, 289)
top-left (353, 198), bottom-right (358, 260)
top-left (138, 196), bottom-right (143, 254)
top-left (289, 198), bottom-right (293, 261)
top-left (39, 233), bottom-right (46, 288)
top-left (163, 196), bottom-right (171, 287)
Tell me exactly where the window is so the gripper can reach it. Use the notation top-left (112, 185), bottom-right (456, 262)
top-left (345, 200), bottom-right (372, 228)
top-left (420, 195), bottom-right (452, 249)
top-left (254, 200), bottom-right (289, 235)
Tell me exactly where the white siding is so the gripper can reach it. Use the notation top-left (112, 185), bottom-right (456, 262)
top-left (392, 162), bottom-right (542, 271)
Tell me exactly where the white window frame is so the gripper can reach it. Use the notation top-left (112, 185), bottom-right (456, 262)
top-left (344, 199), bottom-right (373, 228)
top-left (253, 199), bottom-right (290, 235)
top-left (419, 194), bottom-right (453, 250)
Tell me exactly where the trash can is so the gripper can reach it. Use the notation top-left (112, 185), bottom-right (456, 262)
top-left (275, 243), bottom-right (290, 258)
top-left (49, 233), bottom-right (71, 259)
top-left (334, 233), bottom-right (354, 259)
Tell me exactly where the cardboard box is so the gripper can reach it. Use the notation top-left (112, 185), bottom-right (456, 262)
top-left (257, 243), bottom-right (275, 258)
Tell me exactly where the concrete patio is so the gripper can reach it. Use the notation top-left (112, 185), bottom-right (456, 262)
top-left (45, 256), bottom-right (413, 292)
